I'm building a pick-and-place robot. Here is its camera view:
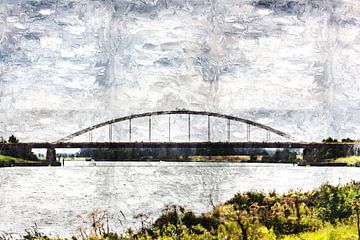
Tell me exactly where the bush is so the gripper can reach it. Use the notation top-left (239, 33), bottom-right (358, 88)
top-left (314, 184), bottom-right (353, 224)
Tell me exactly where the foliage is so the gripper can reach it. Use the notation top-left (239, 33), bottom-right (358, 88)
top-left (341, 138), bottom-right (355, 143)
top-left (0, 154), bottom-right (43, 167)
top-left (304, 137), bottom-right (359, 163)
top-left (283, 222), bottom-right (358, 240)
top-left (314, 183), bottom-right (355, 224)
top-left (0, 134), bottom-right (38, 161)
top-left (78, 147), bottom-right (275, 162)
top-left (8, 135), bottom-right (19, 143)
top-left (268, 149), bottom-right (297, 163)
top-left (305, 146), bottom-right (354, 163)
top-left (0, 154), bottom-right (33, 167)
top-left (75, 209), bottom-right (113, 240)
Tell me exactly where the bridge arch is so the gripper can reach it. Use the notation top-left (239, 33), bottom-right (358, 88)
top-left (55, 110), bottom-right (294, 143)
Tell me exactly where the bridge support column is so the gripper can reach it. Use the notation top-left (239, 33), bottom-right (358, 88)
top-left (109, 124), bottom-right (112, 142)
top-left (208, 116), bottom-right (211, 142)
top-left (168, 115), bottom-right (171, 142)
top-left (246, 124), bottom-right (250, 141)
top-left (129, 119), bottom-right (132, 142)
top-left (227, 119), bottom-right (230, 142)
top-left (46, 148), bottom-right (57, 166)
top-left (188, 114), bottom-right (191, 142)
top-left (88, 131), bottom-right (92, 142)
top-left (149, 117), bottom-right (151, 142)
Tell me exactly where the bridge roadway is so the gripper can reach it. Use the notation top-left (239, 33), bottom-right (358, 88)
top-left (1, 141), bottom-right (358, 149)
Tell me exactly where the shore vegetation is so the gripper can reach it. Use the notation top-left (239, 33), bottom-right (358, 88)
top-left (0, 154), bottom-right (39, 167)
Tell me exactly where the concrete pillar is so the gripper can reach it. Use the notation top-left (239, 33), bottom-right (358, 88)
top-left (46, 148), bottom-right (57, 165)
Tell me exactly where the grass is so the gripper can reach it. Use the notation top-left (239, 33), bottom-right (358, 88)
top-left (283, 222), bottom-right (358, 240)
top-left (334, 156), bottom-right (360, 165)
top-left (0, 154), bottom-right (40, 167)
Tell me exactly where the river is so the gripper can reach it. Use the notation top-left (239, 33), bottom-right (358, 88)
top-left (1, 162), bottom-right (360, 236)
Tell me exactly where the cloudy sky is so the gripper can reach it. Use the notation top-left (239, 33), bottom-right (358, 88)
top-left (0, 0), bottom-right (359, 142)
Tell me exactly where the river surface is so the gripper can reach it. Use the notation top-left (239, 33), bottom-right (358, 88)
top-left (1, 161), bottom-right (360, 236)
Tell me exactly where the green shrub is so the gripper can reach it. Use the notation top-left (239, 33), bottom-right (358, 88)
top-left (315, 184), bottom-right (354, 223)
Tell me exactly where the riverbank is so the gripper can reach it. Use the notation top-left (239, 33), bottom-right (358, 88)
top-left (298, 156), bottom-right (360, 167)
top-left (5, 182), bottom-right (360, 240)
top-left (0, 154), bottom-right (56, 167)
top-left (334, 156), bottom-right (360, 166)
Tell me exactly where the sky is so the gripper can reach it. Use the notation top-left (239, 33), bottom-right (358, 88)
top-left (0, 0), bottom-right (360, 142)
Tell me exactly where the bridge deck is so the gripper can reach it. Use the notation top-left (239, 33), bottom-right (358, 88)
top-left (0, 142), bottom-right (358, 149)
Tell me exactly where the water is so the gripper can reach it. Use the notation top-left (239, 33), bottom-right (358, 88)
top-left (1, 161), bottom-right (360, 236)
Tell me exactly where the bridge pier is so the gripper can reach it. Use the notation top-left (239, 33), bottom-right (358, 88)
top-left (46, 148), bottom-right (57, 166)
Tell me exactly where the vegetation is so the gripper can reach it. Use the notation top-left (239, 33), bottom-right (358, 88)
top-left (322, 137), bottom-right (357, 143)
top-left (76, 147), bottom-right (299, 163)
top-left (0, 135), bottom-right (38, 162)
top-left (263, 149), bottom-right (298, 163)
top-left (301, 137), bottom-right (360, 164)
top-left (0, 154), bottom-right (24, 167)
top-left (8, 134), bottom-right (19, 143)
top-left (4, 182), bottom-right (360, 240)
top-left (335, 156), bottom-right (360, 166)
top-left (282, 222), bottom-right (359, 240)
top-left (0, 154), bottom-right (42, 167)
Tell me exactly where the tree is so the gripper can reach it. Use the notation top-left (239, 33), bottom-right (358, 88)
top-left (322, 137), bottom-right (338, 143)
top-left (8, 135), bottom-right (19, 143)
top-left (351, 195), bottom-right (360, 240)
top-left (226, 192), bottom-right (268, 239)
top-left (342, 138), bottom-right (355, 142)
top-left (315, 184), bottom-right (353, 224)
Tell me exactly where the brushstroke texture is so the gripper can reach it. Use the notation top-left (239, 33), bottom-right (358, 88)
top-left (0, 0), bottom-right (359, 141)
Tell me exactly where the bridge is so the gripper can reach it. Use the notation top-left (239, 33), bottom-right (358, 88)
top-left (55, 110), bottom-right (296, 143)
top-left (0, 110), bottom-right (358, 165)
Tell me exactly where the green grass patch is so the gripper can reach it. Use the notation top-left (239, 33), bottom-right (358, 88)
top-left (334, 156), bottom-right (360, 165)
top-left (0, 154), bottom-right (40, 167)
top-left (0, 154), bottom-right (24, 162)
top-left (283, 222), bottom-right (358, 240)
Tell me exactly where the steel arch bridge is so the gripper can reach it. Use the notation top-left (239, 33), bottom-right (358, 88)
top-left (55, 110), bottom-right (295, 143)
